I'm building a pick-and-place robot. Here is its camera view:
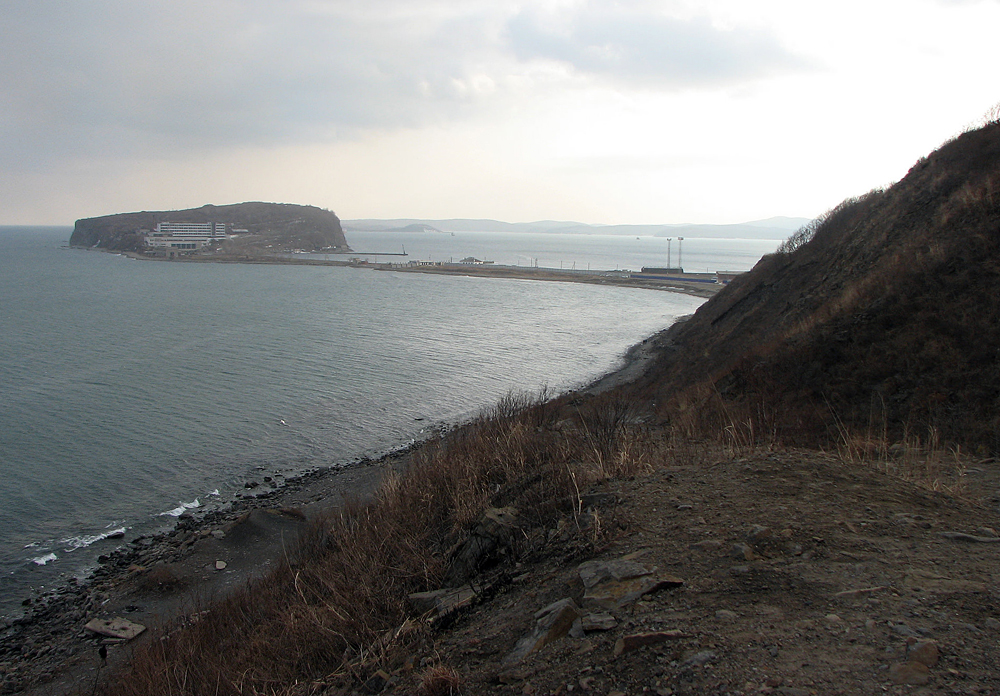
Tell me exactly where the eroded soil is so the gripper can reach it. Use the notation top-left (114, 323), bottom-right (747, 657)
top-left (401, 448), bottom-right (1000, 696)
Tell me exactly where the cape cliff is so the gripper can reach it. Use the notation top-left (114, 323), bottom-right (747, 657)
top-left (70, 202), bottom-right (348, 253)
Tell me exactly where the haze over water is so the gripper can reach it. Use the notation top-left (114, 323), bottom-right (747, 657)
top-left (0, 226), bottom-right (777, 619)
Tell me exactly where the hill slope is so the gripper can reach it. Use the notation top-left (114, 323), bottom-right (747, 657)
top-left (634, 120), bottom-right (1000, 452)
top-left (70, 202), bottom-right (348, 252)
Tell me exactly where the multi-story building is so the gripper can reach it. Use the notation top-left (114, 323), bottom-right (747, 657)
top-left (145, 222), bottom-right (228, 250)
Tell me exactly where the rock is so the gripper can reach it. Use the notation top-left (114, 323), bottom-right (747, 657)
top-left (408, 586), bottom-right (477, 619)
top-left (505, 598), bottom-right (582, 664)
top-left (747, 524), bottom-right (771, 539)
top-left (581, 612), bottom-right (618, 632)
top-left (84, 617), bottom-right (146, 641)
top-left (211, 530), bottom-right (226, 539)
top-left (731, 543), bottom-right (756, 561)
top-left (691, 539), bottom-right (724, 551)
top-left (715, 610), bottom-right (738, 621)
top-left (577, 558), bottom-right (683, 610)
top-left (613, 630), bottom-right (688, 657)
top-left (890, 622), bottom-right (921, 638)
top-left (888, 660), bottom-right (931, 685)
top-left (824, 614), bottom-right (841, 624)
top-left (784, 543), bottom-right (803, 556)
top-left (215, 560), bottom-right (227, 570)
top-left (447, 507), bottom-right (520, 585)
top-left (939, 531), bottom-right (1000, 543)
top-left (679, 650), bottom-right (716, 669)
top-left (909, 641), bottom-right (939, 667)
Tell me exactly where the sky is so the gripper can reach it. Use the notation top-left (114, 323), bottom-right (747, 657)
top-left (2, 0), bottom-right (998, 226)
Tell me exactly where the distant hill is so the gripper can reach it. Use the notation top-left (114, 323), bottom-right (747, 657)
top-left (342, 218), bottom-right (809, 240)
top-left (633, 119), bottom-right (1000, 453)
top-left (71, 202), bottom-right (348, 252)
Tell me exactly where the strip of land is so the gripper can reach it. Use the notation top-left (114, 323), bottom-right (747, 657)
top-left (118, 250), bottom-right (723, 298)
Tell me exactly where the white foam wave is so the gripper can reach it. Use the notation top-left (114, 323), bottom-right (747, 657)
top-left (61, 526), bottom-right (128, 551)
top-left (159, 498), bottom-right (201, 517)
top-left (32, 553), bottom-right (57, 566)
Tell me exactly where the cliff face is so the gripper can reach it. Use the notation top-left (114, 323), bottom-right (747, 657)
top-left (70, 202), bottom-right (348, 252)
top-left (637, 120), bottom-right (1000, 452)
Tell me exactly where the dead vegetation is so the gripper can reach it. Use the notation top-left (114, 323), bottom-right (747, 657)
top-left (98, 391), bottom-right (661, 696)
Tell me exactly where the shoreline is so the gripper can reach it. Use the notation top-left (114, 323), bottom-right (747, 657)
top-left (0, 319), bottom-right (674, 695)
top-left (108, 248), bottom-right (723, 299)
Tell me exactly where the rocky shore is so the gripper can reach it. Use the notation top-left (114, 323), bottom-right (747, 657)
top-left (0, 455), bottom-right (404, 695)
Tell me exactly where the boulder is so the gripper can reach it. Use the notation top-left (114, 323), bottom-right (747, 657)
top-left (446, 507), bottom-right (520, 585)
top-left (408, 586), bottom-right (477, 620)
top-left (505, 598), bottom-right (582, 664)
top-left (577, 558), bottom-right (683, 610)
top-left (84, 617), bottom-right (146, 640)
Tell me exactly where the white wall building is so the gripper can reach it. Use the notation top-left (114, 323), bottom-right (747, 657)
top-left (146, 222), bottom-right (228, 250)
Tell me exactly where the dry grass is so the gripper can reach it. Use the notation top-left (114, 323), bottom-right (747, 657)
top-left (419, 664), bottom-right (462, 695)
top-left (832, 405), bottom-right (971, 496)
top-left (99, 390), bottom-right (657, 696)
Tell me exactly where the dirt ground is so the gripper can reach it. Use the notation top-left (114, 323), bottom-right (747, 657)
top-left (397, 446), bottom-right (1000, 696)
top-left (4, 440), bottom-right (999, 695)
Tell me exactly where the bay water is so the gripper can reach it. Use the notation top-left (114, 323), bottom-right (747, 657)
top-left (0, 226), bottom-right (778, 619)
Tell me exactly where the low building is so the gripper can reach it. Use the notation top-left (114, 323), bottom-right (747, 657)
top-left (458, 257), bottom-right (494, 265)
top-left (145, 222), bottom-right (229, 250)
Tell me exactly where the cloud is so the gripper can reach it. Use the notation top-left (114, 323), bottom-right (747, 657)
top-left (0, 1), bottom-right (810, 175)
top-left (0, 1), bottom-right (507, 170)
top-left (505, 4), bottom-right (808, 88)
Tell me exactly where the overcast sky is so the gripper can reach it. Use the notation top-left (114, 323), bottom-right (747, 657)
top-left (2, 0), bottom-right (998, 226)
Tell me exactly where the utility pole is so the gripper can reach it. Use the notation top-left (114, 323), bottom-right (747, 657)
top-left (677, 237), bottom-right (684, 271)
top-left (665, 238), bottom-right (673, 268)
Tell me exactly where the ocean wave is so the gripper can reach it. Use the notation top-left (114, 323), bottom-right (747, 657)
top-left (60, 525), bottom-right (127, 551)
top-left (31, 553), bottom-right (57, 566)
top-left (159, 498), bottom-right (201, 517)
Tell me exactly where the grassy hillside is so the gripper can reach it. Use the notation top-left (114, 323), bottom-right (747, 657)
top-left (633, 119), bottom-right (1000, 453)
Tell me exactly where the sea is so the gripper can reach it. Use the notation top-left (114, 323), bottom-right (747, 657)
top-left (0, 226), bottom-right (780, 620)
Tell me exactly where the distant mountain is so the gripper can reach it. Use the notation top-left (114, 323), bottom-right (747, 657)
top-left (342, 218), bottom-right (807, 240)
top-left (71, 202), bottom-right (348, 252)
top-left (744, 216), bottom-right (813, 230)
top-left (343, 219), bottom-right (583, 234)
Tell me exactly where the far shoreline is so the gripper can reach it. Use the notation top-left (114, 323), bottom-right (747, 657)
top-left (104, 248), bottom-right (724, 299)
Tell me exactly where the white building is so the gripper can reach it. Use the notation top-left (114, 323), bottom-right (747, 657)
top-left (146, 222), bottom-right (228, 250)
